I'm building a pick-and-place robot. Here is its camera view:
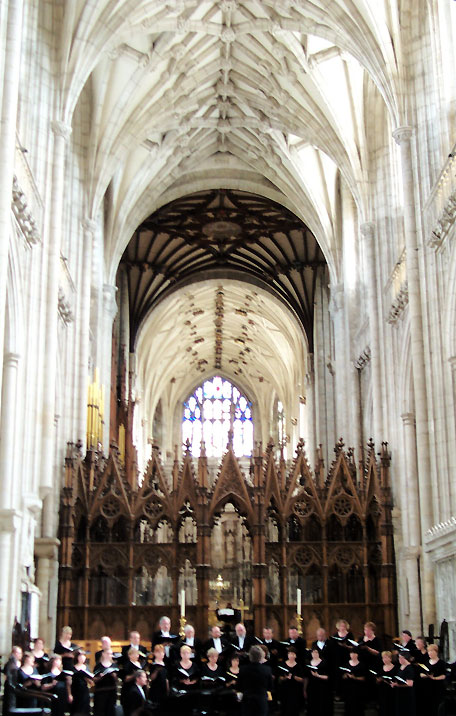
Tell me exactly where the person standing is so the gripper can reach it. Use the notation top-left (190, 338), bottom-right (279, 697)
top-left (392, 650), bottom-right (416, 716)
top-left (237, 645), bottom-right (273, 716)
top-left (276, 646), bottom-right (305, 716)
top-left (92, 647), bottom-right (119, 716)
top-left (70, 649), bottom-right (93, 716)
top-left (304, 647), bottom-right (332, 716)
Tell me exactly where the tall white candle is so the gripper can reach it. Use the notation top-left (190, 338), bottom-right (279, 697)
top-left (180, 588), bottom-right (185, 617)
top-left (297, 588), bottom-right (302, 616)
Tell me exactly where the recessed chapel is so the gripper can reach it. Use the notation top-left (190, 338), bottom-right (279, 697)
top-left (1, 0), bottom-right (456, 658)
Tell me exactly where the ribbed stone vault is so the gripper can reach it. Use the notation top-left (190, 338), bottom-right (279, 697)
top-left (58, 0), bottom-right (405, 282)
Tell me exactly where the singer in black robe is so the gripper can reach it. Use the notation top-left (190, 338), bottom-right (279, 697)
top-left (93, 651), bottom-right (118, 716)
top-left (304, 649), bottom-right (332, 716)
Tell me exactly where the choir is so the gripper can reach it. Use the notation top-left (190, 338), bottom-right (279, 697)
top-left (2, 620), bottom-right (455, 716)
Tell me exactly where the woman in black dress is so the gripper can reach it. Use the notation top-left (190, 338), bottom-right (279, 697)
top-left (304, 647), bottom-right (332, 716)
top-left (71, 649), bottom-right (93, 715)
top-left (93, 647), bottom-right (119, 716)
top-left (341, 647), bottom-right (366, 716)
top-left (41, 655), bottom-right (73, 716)
top-left (223, 654), bottom-right (241, 716)
top-left (330, 618), bottom-right (354, 697)
top-left (358, 622), bottom-right (382, 671)
top-left (276, 646), bottom-right (305, 716)
top-left (171, 644), bottom-right (200, 712)
top-left (418, 644), bottom-right (447, 716)
top-left (16, 651), bottom-right (41, 708)
top-left (414, 637), bottom-right (430, 716)
top-left (54, 625), bottom-right (79, 671)
top-left (199, 647), bottom-right (226, 713)
top-left (148, 644), bottom-right (169, 710)
top-left (31, 638), bottom-right (50, 674)
top-left (375, 650), bottom-right (397, 716)
top-left (392, 650), bottom-right (415, 716)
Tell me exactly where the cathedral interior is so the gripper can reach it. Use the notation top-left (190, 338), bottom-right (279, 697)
top-left (1, 0), bottom-right (456, 659)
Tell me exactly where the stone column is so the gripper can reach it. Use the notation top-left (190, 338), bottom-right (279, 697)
top-left (447, 356), bottom-right (456, 514)
top-left (119, 267), bottom-right (130, 403)
top-left (0, 509), bottom-right (21, 653)
top-left (40, 120), bottom-right (72, 496)
top-left (329, 283), bottom-right (348, 440)
top-left (0, 352), bottom-right (20, 506)
top-left (393, 126), bottom-right (435, 624)
top-left (305, 354), bottom-right (316, 464)
top-left (0, 0), bottom-right (24, 410)
top-left (360, 222), bottom-right (384, 440)
top-left (35, 537), bottom-right (60, 648)
top-left (77, 219), bottom-right (96, 450)
top-left (101, 284), bottom-right (118, 451)
top-left (400, 412), bottom-right (422, 633)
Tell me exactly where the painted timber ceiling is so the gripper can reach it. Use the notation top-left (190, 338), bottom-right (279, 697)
top-left (121, 188), bottom-right (326, 351)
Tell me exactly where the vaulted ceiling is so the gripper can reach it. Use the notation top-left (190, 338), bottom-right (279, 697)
top-left (62, 0), bottom-right (404, 281)
top-left (58, 0), bottom-right (405, 423)
top-left (121, 188), bottom-right (326, 351)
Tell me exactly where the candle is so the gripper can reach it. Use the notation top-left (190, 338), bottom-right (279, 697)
top-left (180, 588), bottom-right (185, 617)
top-left (297, 588), bottom-right (301, 616)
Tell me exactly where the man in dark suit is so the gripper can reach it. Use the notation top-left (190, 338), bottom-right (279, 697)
top-left (256, 626), bottom-right (281, 667)
top-left (181, 624), bottom-right (204, 663)
top-left (203, 625), bottom-right (230, 658)
top-left (311, 627), bottom-right (331, 660)
top-left (151, 616), bottom-right (179, 663)
top-left (230, 623), bottom-right (256, 663)
top-left (123, 669), bottom-right (150, 716)
top-left (121, 631), bottom-right (148, 667)
top-left (283, 625), bottom-right (307, 664)
top-left (237, 645), bottom-right (273, 716)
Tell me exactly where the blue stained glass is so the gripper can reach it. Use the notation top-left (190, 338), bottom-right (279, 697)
top-left (183, 376), bottom-right (253, 457)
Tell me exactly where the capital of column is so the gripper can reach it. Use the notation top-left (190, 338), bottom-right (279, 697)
top-left (34, 536), bottom-right (60, 560)
top-left (392, 125), bottom-right (413, 146)
top-left (81, 218), bottom-right (97, 236)
top-left (51, 120), bottom-right (72, 141)
top-left (401, 545), bottom-right (421, 560)
top-left (3, 352), bottom-right (20, 368)
top-left (360, 222), bottom-right (375, 240)
top-left (0, 508), bottom-right (22, 532)
top-left (401, 412), bottom-right (415, 426)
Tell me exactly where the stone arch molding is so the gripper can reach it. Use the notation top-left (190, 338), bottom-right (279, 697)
top-left (53, 2), bottom-right (406, 288)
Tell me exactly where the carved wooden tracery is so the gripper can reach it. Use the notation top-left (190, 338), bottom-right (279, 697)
top-left (58, 438), bottom-right (396, 641)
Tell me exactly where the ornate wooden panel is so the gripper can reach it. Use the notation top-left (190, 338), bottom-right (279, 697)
top-left (58, 438), bottom-right (397, 641)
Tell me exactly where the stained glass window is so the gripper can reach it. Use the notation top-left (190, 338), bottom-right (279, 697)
top-left (182, 376), bottom-right (253, 457)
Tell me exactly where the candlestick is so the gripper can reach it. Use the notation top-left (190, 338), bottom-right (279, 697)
top-left (297, 588), bottom-right (302, 616)
top-left (180, 588), bottom-right (185, 617)
top-left (179, 615), bottom-right (187, 638)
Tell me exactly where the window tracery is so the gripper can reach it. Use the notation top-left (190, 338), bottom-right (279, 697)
top-left (182, 376), bottom-right (253, 457)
